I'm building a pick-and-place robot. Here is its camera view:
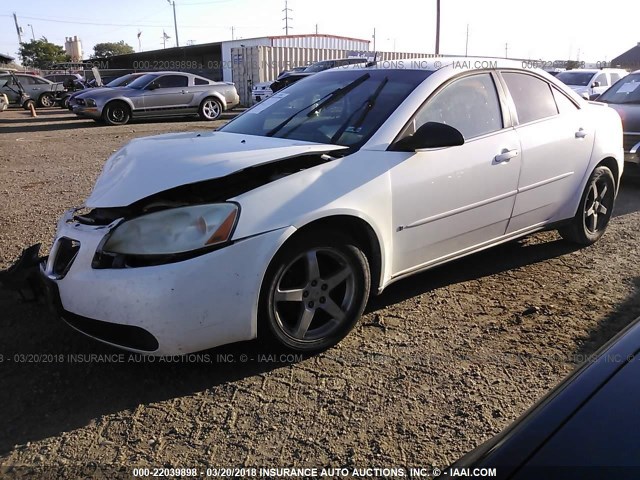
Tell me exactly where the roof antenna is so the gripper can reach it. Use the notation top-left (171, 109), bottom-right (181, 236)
top-left (366, 51), bottom-right (378, 68)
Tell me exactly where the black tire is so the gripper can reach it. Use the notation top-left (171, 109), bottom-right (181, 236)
top-left (198, 97), bottom-right (223, 121)
top-left (260, 231), bottom-right (371, 353)
top-left (38, 93), bottom-right (55, 108)
top-left (559, 165), bottom-right (616, 245)
top-left (22, 99), bottom-right (35, 111)
top-left (102, 101), bottom-right (131, 126)
top-left (60, 96), bottom-right (70, 109)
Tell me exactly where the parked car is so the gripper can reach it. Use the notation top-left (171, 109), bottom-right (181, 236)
top-left (44, 73), bottom-right (84, 85)
top-left (39, 57), bottom-right (622, 355)
top-left (252, 81), bottom-right (274, 102)
top-left (66, 73), bottom-right (147, 110)
top-left (72, 71), bottom-right (239, 125)
top-left (556, 68), bottom-right (627, 99)
top-left (594, 70), bottom-right (640, 177)
top-left (270, 57), bottom-right (369, 92)
top-left (443, 314), bottom-right (640, 479)
top-left (0, 73), bottom-right (65, 107)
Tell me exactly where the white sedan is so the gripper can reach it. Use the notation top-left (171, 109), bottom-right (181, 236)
top-left (41, 58), bottom-right (624, 355)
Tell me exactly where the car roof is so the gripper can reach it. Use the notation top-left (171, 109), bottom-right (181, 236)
top-left (343, 56), bottom-right (529, 72)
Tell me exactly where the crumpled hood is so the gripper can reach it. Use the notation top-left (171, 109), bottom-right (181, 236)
top-left (86, 131), bottom-right (347, 207)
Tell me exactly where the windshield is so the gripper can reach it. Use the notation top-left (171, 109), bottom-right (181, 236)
top-left (126, 73), bottom-right (159, 89)
top-left (556, 71), bottom-right (595, 86)
top-left (220, 69), bottom-right (432, 147)
top-left (598, 73), bottom-right (640, 104)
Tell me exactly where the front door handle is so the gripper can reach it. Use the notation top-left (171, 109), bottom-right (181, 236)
top-left (494, 148), bottom-right (519, 164)
top-left (575, 128), bottom-right (588, 138)
top-left (181, 90), bottom-right (189, 94)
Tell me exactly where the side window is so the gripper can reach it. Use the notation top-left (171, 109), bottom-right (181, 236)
top-left (34, 77), bottom-right (49, 85)
top-left (0, 75), bottom-right (8, 87)
top-left (414, 73), bottom-right (503, 140)
top-left (593, 73), bottom-right (608, 87)
top-left (502, 72), bottom-right (557, 124)
top-left (610, 73), bottom-right (621, 83)
top-left (17, 76), bottom-right (35, 85)
top-left (156, 75), bottom-right (188, 88)
top-left (194, 77), bottom-right (209, 85)
top-left (552, 88), bottom-right (578, 114)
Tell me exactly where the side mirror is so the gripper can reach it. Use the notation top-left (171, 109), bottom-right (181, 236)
top-left (589, 93), bottom-right (601, 101)
top-left (391, 122), bottom-right (465, 152)
top-left (591, 81), bottom-right (600, 88)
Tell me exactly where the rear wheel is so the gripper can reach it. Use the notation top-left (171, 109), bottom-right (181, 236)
top-left (260, 231), bottom-right (370, 352)
top-left (198, 97), bottom-right (222, 121)
top-left (559, 165), bottom-right (616, 245)
top-left (38, 93), bottom-right (55, 108)
top-left (103, 101), bottom-right (131, 126)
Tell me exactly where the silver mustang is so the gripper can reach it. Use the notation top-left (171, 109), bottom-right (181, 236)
top-left (72, 71), bottom-right (239, 125)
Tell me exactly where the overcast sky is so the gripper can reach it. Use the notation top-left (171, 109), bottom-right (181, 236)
top-left (1, 0), bottom-right (637, 62)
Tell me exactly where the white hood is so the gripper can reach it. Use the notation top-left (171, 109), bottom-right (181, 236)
top-left (85, 131), bottom-right (347, 207)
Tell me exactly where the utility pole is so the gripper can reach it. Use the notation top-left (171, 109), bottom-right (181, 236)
top-left (465, 24), bottom-right (469, 56)
top-left (27, 24), bottom-right (35, 41)
top-left (435, 0), bottom-right (441, 54)
top-left (505, 42), bottom-right (508, 58)
top-left (162, 30), bottom-right (171, 49)
top-left (167, 0), bottom-right (179, 47)
top-left (282, 0), bottom-right (293, 35)
top-left (137, 30), bottom-right (142, 52)
top-left (315, 24), bottom-right (318, 34)
top-left (13, 13), bottom-right (23, 45)
top-left (231, 26), bottom-right (235, 41)
top-left (372, 28), bottom-right (376, 52)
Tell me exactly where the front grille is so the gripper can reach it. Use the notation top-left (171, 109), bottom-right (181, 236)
top-left (623, 134), bottom-right (640, 153)
top-left (52, 237), bottom-right (80, 278)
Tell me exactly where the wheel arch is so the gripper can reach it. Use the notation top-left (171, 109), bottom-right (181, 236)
top-left (262, 214), bottom-right (386, 299)
top-left (103, 97), bottom-right (135, 113)
top-left (200, 91), bottom-right (226, 110)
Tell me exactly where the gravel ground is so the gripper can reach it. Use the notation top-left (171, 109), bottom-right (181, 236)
top-left (1, 108), bottom-right (640, 477)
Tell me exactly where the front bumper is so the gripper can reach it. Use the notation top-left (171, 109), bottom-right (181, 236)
top-left (42, 209), bottom-right (294, 355)
top-left (72, 105), bottom-right (101, 119)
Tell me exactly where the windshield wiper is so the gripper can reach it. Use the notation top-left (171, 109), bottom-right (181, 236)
top-left (266, 73), bottom-right (370, 137)
top-left (329, 77), bottom-right (388, 144)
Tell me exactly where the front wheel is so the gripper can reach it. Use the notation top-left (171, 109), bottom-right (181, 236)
top-left (198, 97), bottom-right (222, 121)
top-left (260, 231), bottom-right (371, 352)
top-left (558, 165), bottom-right (616, 245)
top-left (102, 101), bottom-right (131, 126)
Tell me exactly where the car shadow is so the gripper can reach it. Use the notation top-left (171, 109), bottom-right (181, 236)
top-left (0, 232), bottom-right (584, 454)
top-left (367, 235), bottom-right (582, 313)
top-left (0, 120), bottom-right (100, 134)
top-left (573, 276), bottom-right (640, 360)
top-left (0, 291), bottom-right (298, 454)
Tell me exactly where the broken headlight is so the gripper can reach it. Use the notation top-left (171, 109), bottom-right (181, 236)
top-left (102, 203), bottom-right (238, 256)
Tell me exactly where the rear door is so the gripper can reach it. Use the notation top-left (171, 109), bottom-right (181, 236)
top-left (141, 74), bottom-right (193, 115)
top-left (499, 71), bottom-right (595, 233)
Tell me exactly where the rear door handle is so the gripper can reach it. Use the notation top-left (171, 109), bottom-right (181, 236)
top-left (575, 128), bottom-right (588, 138)
top-left (494, 148), bottom-right (519, 164)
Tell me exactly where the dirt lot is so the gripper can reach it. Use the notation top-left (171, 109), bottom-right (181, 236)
top-left (1, 108), bottom-right (640, 477)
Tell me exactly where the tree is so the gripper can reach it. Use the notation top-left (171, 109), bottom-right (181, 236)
top-left (92, 41), bottom-right (135, 58)
top-left (18, 38), bottom-right (69, 69)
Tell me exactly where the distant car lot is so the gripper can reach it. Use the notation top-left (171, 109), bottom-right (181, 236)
top-left (71, 71), bottom-right (239, 125)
